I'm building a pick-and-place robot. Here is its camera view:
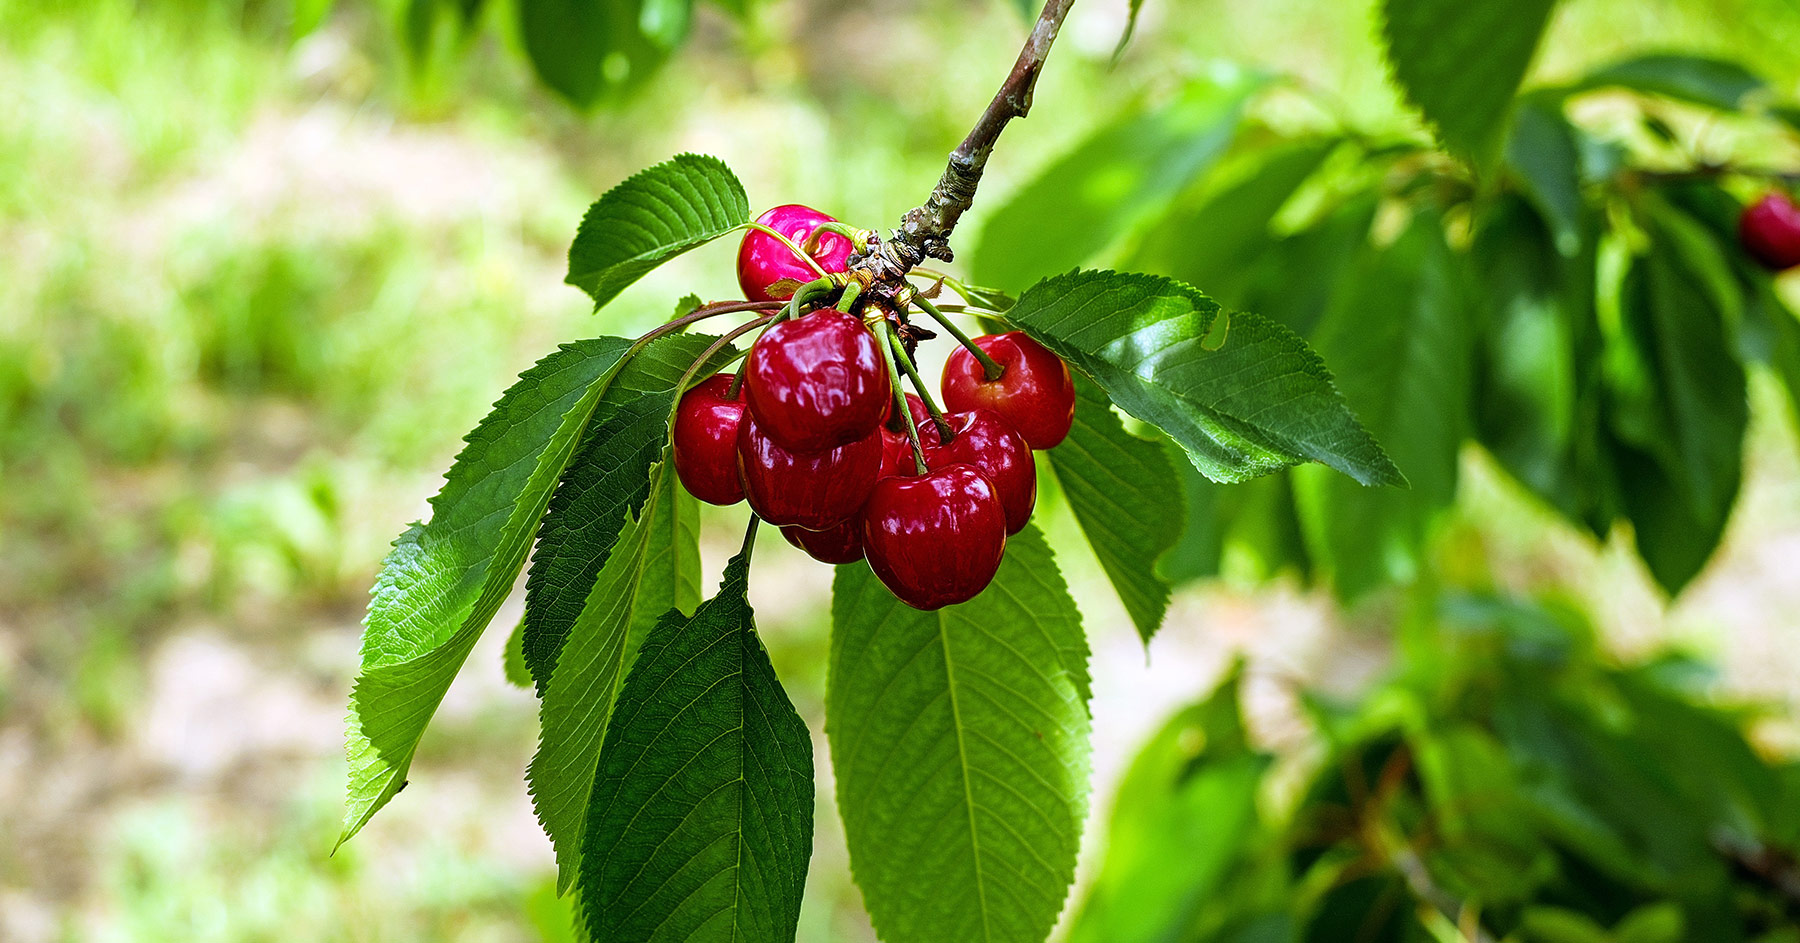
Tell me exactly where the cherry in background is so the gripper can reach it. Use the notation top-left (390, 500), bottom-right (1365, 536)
top-left (737, 204), bottom-right (854, 302)
top-left (744, 309), bottom-right (890, 452)
top-left (783, 521), bottom-right (864, 564)
top-left (737, 411), bottom-right (883, 531)
top-left (922, 409), bottom-right (1036, 534)
top-left (1741, 192), bottom-right (1800, 271)
top-left (861, 464), bottom-right (1006, 610)
top-left (942, 331), bottom-right (1076, 449)
top-left (672, 374), bottom-right (747, 506)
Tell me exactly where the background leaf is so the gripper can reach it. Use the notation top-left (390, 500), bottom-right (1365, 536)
top-left (971, 70), bottom-right (1266, 289)
top-left (341, 337), bottom-right (634, 847)
top-left (1046, 375), bottom-right (1183, 642)
top-left (564, 153), bottom-right (750, 307)
top-left (1378, 0), bottom-right (1558, 162)
top-left (576, 540), bottom-right (814, 943)
top-left (828, 524), bottom-right (1091, 943)
top-left (1506, 95), bottom-right (1585, 257)
top-left (518, 0), bottom-right (669, 108)
top-left (1293, 211), bottom-right (1471, 600)
top-left (1004, 269), bottom-right (1403, 487)
top-left (1575, 53), bottom-right (1766, 111)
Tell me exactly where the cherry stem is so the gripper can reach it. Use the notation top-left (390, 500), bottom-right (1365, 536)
top-left (835, 280), bottom-right (863, 313)
top-left (739, 514), bottom-right (761, 563)
top-left (806, 222), bottom-right (870, 254)
top-left (915, 294), bottom-right (1003, 381)
top-left (781, 275), bottom-right (838, 323)
top-left (910, 270), bottom-right (1015, 313)
top-left (888, 328), bottom-right (954, 445)
top-left (631, 300), bottom-right (782, 355)
top-left (741, 221), bottom-right (830, 279)
top-left (876, 319), bottom-right (930, 475)
top-left (673, 313), bottom-right (771, 408)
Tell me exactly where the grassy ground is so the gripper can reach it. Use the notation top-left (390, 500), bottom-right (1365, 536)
top-left (3, 0), bottom-right (1800, 940)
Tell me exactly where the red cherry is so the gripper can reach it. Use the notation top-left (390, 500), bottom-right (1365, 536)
top-left (782, 520), bottom-right (864, 564)
top-left (737, 411), bottom-right (883, 531)
top-left (672, 374), bottom-right (748, 506)
top-left (921, 409), bottom-right (1036, 534)
top-left (1740, 193), bottom-right (1800, 271)
top-left (941, 332), bottom-right (1076, 449)
top-left (744, 309), bottom-right (891, 452)
top-left (736, 204), bottom-right (854, 302)
top-left (879, 428), bottom-right (916, 479)
top-left (861, 464), bottom-right (1006, 610)
top-left (888, 392), bottom-right (933, 434)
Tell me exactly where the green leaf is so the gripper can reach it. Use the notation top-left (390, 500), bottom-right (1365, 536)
top-left (828, 524), bottom-right (1091, 943)
top-left (565, 154), bottom-right (751, 307)
top-left (1506, 95), bottom-right (1584, 257)
top-left (1047, 376), bottom-right (1183, 642)
top-left (971, 70), bottom-right (1267, 289)
top-left (503, 618), bottom-right (532, 689)
top-left (1005, 269), bottom-right (1403, 487)
top-left (1009, 0), bottom-right (1036, 20)
top-left (1378, 0), bottom-right (1557, 163)
top-left (1576, 53), bottom-right (1766, 111)
top-left (527, 458), bottom-right (701, 891)
top-left (637, 0), bottom-right (692, 49)
top-left (1293, 213), bottom-right (1468, 599)
top-left (1110, 0), bottom-right (1144, 63)
top-left (520, 332), bottom-right (729, 694)
top-left (576, 540), bottom-right (814, 943)
top-left (340, 337), bottom-right (635, 849)
top-left (518, 0), bottom-right (669, 108)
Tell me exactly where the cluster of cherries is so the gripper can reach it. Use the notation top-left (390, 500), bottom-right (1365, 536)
top-left (1741, 191), bottom-right (1800, 271)
top-left (672, 205), bottom-right (1077, 610)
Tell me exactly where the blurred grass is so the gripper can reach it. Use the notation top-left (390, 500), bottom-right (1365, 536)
top-left (2, 0), bottom-right (1799, 940)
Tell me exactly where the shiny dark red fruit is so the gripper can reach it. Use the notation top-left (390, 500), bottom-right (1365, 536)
top-left (861, 464), bottom-right (1006, 610)
top-left (889, 392), bottom-right (933, 435)
top-left (737, 411), bottom-right (883, 531)
top-left (744, 309), bottom-right (891, 452)
top-left (782, 520), bottom-right (864, 564)
top-left (879, 428), bottom-right (916, 479)
top-left (671, 374), bottom-right (746, 506)
top-left (1740, 193), bottom-right (1800, 271)
top-left (737, 204), bottom-right (854, 302)
top-left (922, 409), bottom-right (1036, 534)
top-left (942, 331), bottom-right (1076, 449)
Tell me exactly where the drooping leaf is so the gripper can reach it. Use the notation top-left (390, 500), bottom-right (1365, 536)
top-left (1506, 95), bottom-right (1585, 257)
top-left (520, 332), bottom-right (730, 694)
top-left (637, 0), bottom-right (692, 49)
top-left (828, 524), bottom-right (1091, 943)
top-left (565, 154), bottom-right (751, 307)
top-left (518, 0), bottom-right (670, 108)
top-left (1156, 445), bottom-right (1223, 585)
top-left (1004, 269), bottom-right (1403, 487)
top-left (340, 338), bottom-right (635, 848)
top-left (577, 541), bottom-right (814, 943)
top-left (1575, 53), bottom-right (1766, 111)
top-left (1110, 0), bottom-right (1144, 63)
top-left (1240, 193), bottom-right (1379, 339)
top-left (1291, 212), bottom-right (1469, 599)
top-left (527, 458), bottom-right (701, 891)
top-left (1048, 378), bottom-right (1182, 641)
top-left (503, 618), bottom-right (532, 689)
top-left (971, 70), bottom-right (1267, 289)
top-left (1378, 0), bottom-right (1557, 163)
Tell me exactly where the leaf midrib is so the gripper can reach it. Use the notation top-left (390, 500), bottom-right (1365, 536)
top-left (937, 607), bottom-right (994, 943)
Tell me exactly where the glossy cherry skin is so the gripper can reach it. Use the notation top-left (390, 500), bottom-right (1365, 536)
top-left (737, 411), bottom-right (883, 531)
top-left (671, 374), bottom-right (747, 506)
top-left (744, 309), bottom-right (891, 452)
top-left (942, 332), bottom-right (1076, 449)
top-left (922, 409), bottom-right (1036, 534)
top-left (879, 428), bottom-right (915, 479)
top-left (782, 520), bottom-right (864, 564)
top-left (737, 204), bottom-right (855, 302)
top-left (1740, 193), bottom-right (1800, 271)
top-left (861, 464), bottom-right (1007, 610)
top-left (888, 392), bottom-right (933, 434)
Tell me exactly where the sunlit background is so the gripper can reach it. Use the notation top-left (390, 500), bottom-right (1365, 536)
top-left (4, 0), bottom-right (1800, 939)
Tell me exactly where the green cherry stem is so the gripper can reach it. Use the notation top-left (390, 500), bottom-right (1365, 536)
top-left (739, 514), bottom-right (761, 563)
top-left (876, 319), bottom-right (929, 475)
top-left (781, 275), bottom-right (838, 323)
top-left (739, 221), bottom-right (830, 279)
top-left (630, 300), bottom-right (781, 355)
top-left (835, 279), bottom-right (864, 313)
top-left (914, 294), bottom-right (1003, 381)
top-left (680, 313), bottom-right (772, 409)
top-left (806, 221), bottom-right (870, 253)
top-left (887, 328), bottom-right (954, 445)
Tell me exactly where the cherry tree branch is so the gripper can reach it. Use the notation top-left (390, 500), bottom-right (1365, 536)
top-left (856, 0), bottom-right (1077, 282)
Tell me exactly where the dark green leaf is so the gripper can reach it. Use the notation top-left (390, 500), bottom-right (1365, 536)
top-left (527, 458), bottom-right (701, 890)
top-left (1005, 270), bottom-right (1403, 487)
top-left (1292, 212), bottom-right (1469, 599)
top-left (565, 154), bottom-right (750, 307)
top-left (520, 332), bottom-right (731, 694)
top-left (518, 0), bottom-right (669, 108)
top-left (638, 0), bottom-right (691, 49)
top-left (1379, 0), bottom-right (1556, 163)
top-left (828, 524), bottom-right (1090, 943)
top-left (1506, 95), bottom-right (1585, 257)
top-left (1240, 192), bottom-right (1379, 339)
top-left (1576, 53), bottom-right (1766, 111)
top-left (503, 618), bottom-right (532, 689)
top-left (1155, 446), bottom-right (1223, 585)
top-left (577, 541), bottom-right (813, 943)
top-left (341, 338), bottom-right (635, 848)
top-left (971, 71), bottom-right (1267, 289)
top-left (1047, 375), bottom-right (1183, 642)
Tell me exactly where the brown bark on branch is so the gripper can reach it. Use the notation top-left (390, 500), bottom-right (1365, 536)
top-left (854, 0), bottom-right (1076, 284)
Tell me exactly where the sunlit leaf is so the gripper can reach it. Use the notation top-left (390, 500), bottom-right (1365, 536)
top-left (1379, 0), bottom-right (1557, 163)
top-left (565, 154), bottom-right (751, 307)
